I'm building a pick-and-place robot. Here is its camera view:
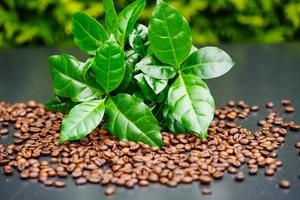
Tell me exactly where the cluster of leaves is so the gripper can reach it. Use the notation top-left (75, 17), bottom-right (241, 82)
top-left (46, 0), bottom-right (235, 147)
top-left (1, 0), bottom-right (300, 47)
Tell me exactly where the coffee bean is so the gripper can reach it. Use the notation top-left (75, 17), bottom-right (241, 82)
top-left (182, 176), bottom-right (193, 183)
top-left (266, 102), bottom-right (274, 108)
top-left (3, 165), bottom-right (13, 175)
top-left (105, 186), bottom-right (116, 196)
top-left (285, 106), bottom-right (294, 113)
top-left (0, 128), bottom-right (9, 135)
top-left (264, 168), bottom-right (275, 176)
top-left (54, 181), bottom-right (66, 187)
top-left (235, 172), bottom-right (244, 181)
top-left (199, 176), bottom-right (212, 184)
top-left (281, 99), bottom-right (291, 106)
top-left (212, 171), bottom-right (224, 179)
top-left (43, 180), bottom-right (54, 186)
top-left (295, 142), bottom-right (300, 149)
top-left (251, 105), bottom-right (259, 112)
top-left (75, 177), bottom-right (87, 185)
top-left (279, 179), bottom-right (290, 189)
top-left (201, 188), bottom-right (212, 195)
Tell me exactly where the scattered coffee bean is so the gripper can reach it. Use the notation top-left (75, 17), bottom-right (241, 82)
top-left (105, 186), bottom-right (116, 196)
top-left (295, 142), bottom-right (300, 149)
top-left (0, 100), bottom-right (298, 196)
top-left (285, 106), bottom-right (294, 113)
top-left (201, 188), bottom-right (212, 195)
top-left (279, 180), bottom-right (290, 189)
top-left (281, 99), bottom-right (291, 106)
top-left (54, 181), bottom-right (66, 187)
top-left (266, 102), bottom-right (274, 108)
top-left (235, 172), bottom-right (244, 181)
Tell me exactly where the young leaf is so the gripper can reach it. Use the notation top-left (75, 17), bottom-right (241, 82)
top-left (182, 47), bottom-right (235, 79)
top-left (105, 93), bottom-right (163, 147)
top-left (136, 55), bottom-right (177, 79)
top-left (148, 0), bottom-right (192, 68)
top-left (82, 57), bottom-right (94, 78)
top-left (45, 96), bottom-right (76, 114)
top-left (134, 73), bottom-right (167, 103)
top-left (167, 73), bottom-right (215, 136)
top-left (117, 0), bottom-right (146, 48)
top-left (59, 99), bottom-right (106, 142)
top-left (92, 35), bottom-right (126, 94)
top-left (103, 0), bottom-right (118, 37)
top-left (72, 12), bottom-right (108, 55)
top-left (129, 24), bottom-right (149, 57)
top-left (125, 49), bottom-right (139, 68)
top-left (49, 54), bottom-right (103, 102)
top-left (144, 74), bottom-right (168, 95)
top-left (114, 67), bottom-right (133, 92)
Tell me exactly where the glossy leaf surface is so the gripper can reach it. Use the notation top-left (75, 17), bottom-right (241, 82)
top-left (129, 24), bottom-right (149, 57)
top-left (105, 93), bottom-right (163, 146)
top-left (60, 99), bottom-right (106, 142)
top-left (182, 46), bottom-right (235, 79)
top-left (136, 55), bottom-right (177, 79)
top-left (72, 12), bottom-right (108, 55)
top-left (144, 74), bottom-right (168, 95)
top-left (117, 0), bottom-right (146, 48)
top-left (49, 54), bottom-right (103, 102)
top-left (104, 0), bottom-right (118, 37)
top-left (149, 0), bottom-right (192, 67)
top-left (92, 36), bottom-right (126, 94)
top-left (167, 73), bottom-right (215, 135)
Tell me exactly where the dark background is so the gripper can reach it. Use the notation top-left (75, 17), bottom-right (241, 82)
top-left (0, 44), bottom-right (299, 200)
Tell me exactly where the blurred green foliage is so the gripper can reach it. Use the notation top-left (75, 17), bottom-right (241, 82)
top-left (0, 0), bottom-right (300, 47)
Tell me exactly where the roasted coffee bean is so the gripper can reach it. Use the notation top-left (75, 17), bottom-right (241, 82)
top-left (0, 100), bottom-right (298, 196)
top-left (3, 165), bottom-right (13, 175)
top-left (266, 102), bottom-right (274, 108)
top-left (285, 106), bottom-right (294, 113)
top-left (281, 99), bottom-right (291, 106)
top-left (0, 128), bottom-right (9, 135)
top-left (235, 172), bottom-right (244, 181)
top-left (279, 179), bottom-right (290, 189)
top-left (75, 177), bottom-right (87, 185)
top-left (251, 105), bottom-right (259, 112)
top-left (54, 181), bottom-right (66, 187)
top-left (199, 176), bottom-right (212, 185)
top-left (264, 168), bottom-right (275, 176)
top-left (105, 186), bottom-right (116, 196)
top-left (201, 188), bottom-right (212, 195)
top-left (295, 142), bottom-right (300, 149)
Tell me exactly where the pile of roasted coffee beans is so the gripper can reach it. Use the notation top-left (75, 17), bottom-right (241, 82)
top-left (0, 99), bottom-right (299, 196)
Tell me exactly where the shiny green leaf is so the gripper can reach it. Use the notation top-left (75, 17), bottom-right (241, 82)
top-left (117, 0), bottom-right (146, 48)
top-left (59, 99), bottom-right (106, 142)
top-left (163, 104), bottom-right (187, 133)
top-left (49, 54), bottom-right (103, 102)
top-left (182, 46), bottom-right (235, 79)
top-left (136, 55), bottom-right (177, 79)
top-left (129, 24), bottom-right (149, 57)
top-left (105, 93), bottom-right (163, 146)
top-left (92, 35), bottom-right (126, 94)
top-left (167, 73), bottom-right (215, 136)
top-left (104, 0), bottom-right (118, 37)
top-left (144, 74), bottom-right (168, 94)
top-left (149, 0), bottom-right (192, 67)
top-left (125, 49), bottom-right (139, 68)
top-left (134, 73), bottom-right (167, 103)
top-left (82, 57), bottom-right (94, 78)
top-left (72, 12), bottom-right (108, 55)
top-left (45, 96), bottom-right (76, 114)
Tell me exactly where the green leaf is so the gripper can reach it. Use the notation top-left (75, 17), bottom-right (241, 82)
top-left (136, 55), bottom-right (177, 79)
top-left (103, 0), bottom-right (118, 37)
top-left (149, 0), bottom-right (192, 67)
top-left (92, 35), bottom-right (126, 94)
top-left (125, 49), bottom-right (139, 68)
top-left (114, 66), bottom-right (133, 92)
top-left (134, 73), bottom-right (167, 103)
top-left (82, 57), bottom-right (94, 78)
top-left (117, 0), bottom-right (146, 48)
top-left (45, 96), bottom-right (76, 114)
top-left (49, 54), bottom-right (103, 102)
top-left (182, 46), bottom-right (235, 79)
top-left (59, 99), bottom-right (106, 142)
top-left (167, 73), bottom-right (215, 136)
top-left (105, 93), bottom-right (163, 146)
top-left (129, 24), bottom-right (149, 57)
top-left (144, 74), bottom-right (168, 95)
top-left (163, 104), bottom-right (187, 133)
top-left (72, 12), bottom-right (108, 55)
